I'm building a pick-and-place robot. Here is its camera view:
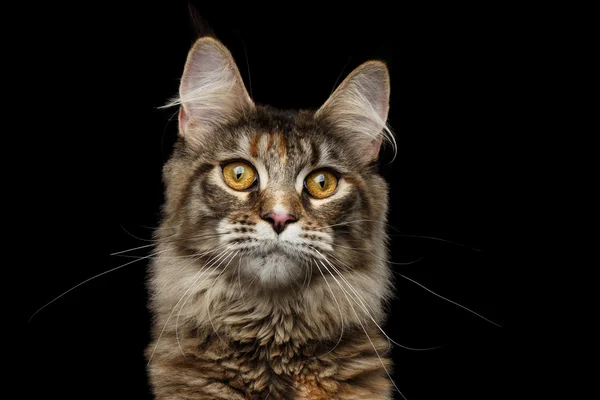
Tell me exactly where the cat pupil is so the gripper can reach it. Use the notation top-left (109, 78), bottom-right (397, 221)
top-left (316, 174), bottom-right (325, 188)
top-left (234, 166), bottom-right (244, 180)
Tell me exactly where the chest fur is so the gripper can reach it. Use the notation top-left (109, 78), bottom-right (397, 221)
top-left (149, 326), bottom-right (391, 400)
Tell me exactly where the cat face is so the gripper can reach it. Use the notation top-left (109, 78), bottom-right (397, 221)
top-left (160, 38), bottom-right (392, 289)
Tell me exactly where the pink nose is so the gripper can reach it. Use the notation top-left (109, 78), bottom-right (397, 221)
top-left (261, 211), bottom-right (298, 234)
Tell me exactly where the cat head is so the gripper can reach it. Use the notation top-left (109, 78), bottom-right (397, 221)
top-left (160, 37), bottom-right (393, 290)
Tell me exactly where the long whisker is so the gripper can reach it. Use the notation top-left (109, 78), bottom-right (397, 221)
top-left (312, 219), bottom-right (480, 251)
top-left (173, 249), bottom-right (234, 357)
top-left (326, 242), bottom-right (424, 266)
top-left (395, 272), bottom-right (502, 327)
top-left (300, 258), bottom-right (311, 292)
top-left (119, 224), bottom-right (156, 243)
top-left (155, 243), bottom-right (231, 296)
top-left (29, 248), bottom-right (171, 322)
top-left (111, 240), bottom-right (229, 267)
top-left (390, 234), bottom-right (482, 252)
top-left (312, 258), bottom-right (344, 358)
top-left (318, 251), bottom-right (443, 351)
top-left (147, 248), bottom-right (232, 364)
top-left (236, 256), bottom-right (248, 307)
top-left (111, 254), bottom-right (153, 259)
top-left (119, 225), bottom-right (223, 244)
top-left (243, 247), bottom-right (263, 289)
top-left (323, 246), bottom-right (501, 327)
top-left (204, 251), bottom-right (239, 350)
top-left (112, 250), bottom-right (224, 261)
top-left (110, 233), bottom-right (224, 256)
top-left (311, 219), bottom-right (404, 232)
top-left (316, 258), bottom-right (406, 400)
top-left (110, 243), bottom-right (156, 256)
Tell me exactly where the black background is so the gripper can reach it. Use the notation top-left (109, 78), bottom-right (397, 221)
top-left (24, 3), bottom-right (518, 399)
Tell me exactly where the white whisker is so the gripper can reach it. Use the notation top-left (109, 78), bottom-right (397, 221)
top-left (311, 219), bottom-right (387, 231)
top-left (312, 221), bottom-right (479, 251)
top-left (327, 242), bottom-right (424, 266)
top-left (155, 243), bottom-right (231, 296)
top-left (318, 250), bottom-right (443, 352)
top-left (236, 256), bottom-right (248, 307)
top-left (147, 248), bottom-right (232, 364)
top-left (110, 243), bottom-right (156, 256)
top-left (174, 250), bottom-right (235, 357)
top-left (29, 248), bottom-right (170, 322)
top-left (390, 234), bottom-right (482, 252)
top-left (316, 258), bottom-right (406, 400)
top-left (205, 251), bottom-right (239, 350)
top-left (395, 272), bottom-right (502, 327)
top-left (312, 258), bottom-right (344, 358)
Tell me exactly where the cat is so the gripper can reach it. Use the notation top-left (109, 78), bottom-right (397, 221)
top-left (146, 35), bottom-right (397, 399)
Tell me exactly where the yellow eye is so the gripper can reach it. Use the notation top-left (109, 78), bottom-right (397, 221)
top-left (305, 170), bottom-right (338, 199)
top-left (222, 161), bottom-right (257, 191)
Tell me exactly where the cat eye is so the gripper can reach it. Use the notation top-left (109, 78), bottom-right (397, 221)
top-left (222, 161), bottom-right (257, 191)
top-left (304, 170), bottom-right (338, 199)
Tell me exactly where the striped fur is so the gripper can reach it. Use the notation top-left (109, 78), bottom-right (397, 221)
top-left (147, 37), bottom-right (395, 399)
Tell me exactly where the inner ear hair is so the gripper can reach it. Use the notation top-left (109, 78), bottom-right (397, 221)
top-left (163, 37), bottom-right (254, 147)
top-left (315, 61), bottom-right (396, 163)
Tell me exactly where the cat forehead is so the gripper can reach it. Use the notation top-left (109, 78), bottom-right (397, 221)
top-left (218, 108), bottom-right (348, 173)
top-left (240, 130), bottom-right (324, 182)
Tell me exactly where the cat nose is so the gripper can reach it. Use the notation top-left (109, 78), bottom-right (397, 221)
top-left (261, 211), bottom-right (298, 234)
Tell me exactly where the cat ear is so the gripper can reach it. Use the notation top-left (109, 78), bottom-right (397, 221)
top-left (315, 61), bottom-right (393, 162)
top-left (173, 37), bottom-right (254, 146)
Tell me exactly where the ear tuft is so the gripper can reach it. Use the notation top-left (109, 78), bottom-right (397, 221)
top-left (165, 37), bottom-right (254, 147)
top-left (315, 61), bottom-right (394, 162)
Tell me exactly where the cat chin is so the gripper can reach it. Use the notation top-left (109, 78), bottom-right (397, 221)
top-left (243, 249), bottom-right (305, 289)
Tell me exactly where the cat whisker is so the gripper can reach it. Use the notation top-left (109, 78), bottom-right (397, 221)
top-left (136, 224), bottom-right (161, 230)
top-left (394, 272), bottom-right (502, 328)
top-left (299, 258), bottom-right (311, 293)
top-left (169, 249), bottom-right (228, 357)
top-left (325, 247), bottom-right (501, 328)
top-left (289, 270), bottom-right (304, 292)
top-left (311, 219), bottom-right (398, 232)
top-left (309, 258), bottom-right (314, 284)
top-left (312, 220), bottom-right (480, 252)
top-left (109, 235), bottom-right (226, 264)
top-left (155, 243), bottom-right (232, 296)
top-left (318, 250), bottom-right (444, 352)
top-left (311, 258), bottom-right (344, 358)
top-left (131, 232), bottom-right (225, 254)
top-left (317, 256), bottom-right (377, 316)
top-left (240, 247), bottom-right (262, 301)
top-left (204, 251), bottom-right (239, 352)
top-left (178, 232), bottom-right (225, 241)
top-left (325, 242), bottom-right (424, 266)
top-left (111, 254), bottom-right (152, 259)
top-left (110, 243), bottom-right (157, 256)
top-left (119, 224), bottom-right (156, 243)
top-left (231, 247), bottom-right (263, 301)
top-left (148, 248), bottom-right (232, 364)
top-left (315, 258), bottom-right (406, 400)
top-left (113, 250), bottom-right (224, 261)
top-left (236, 256), bottom-right (248, 308)
top-left (389, 257), bottom-right (424, 266)
top-left (174, 249), bottom-right (236, 357)
top-left (389, 234), bottom-right (482, 252)
top-left (29, 247), bottom-right (172, 322)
